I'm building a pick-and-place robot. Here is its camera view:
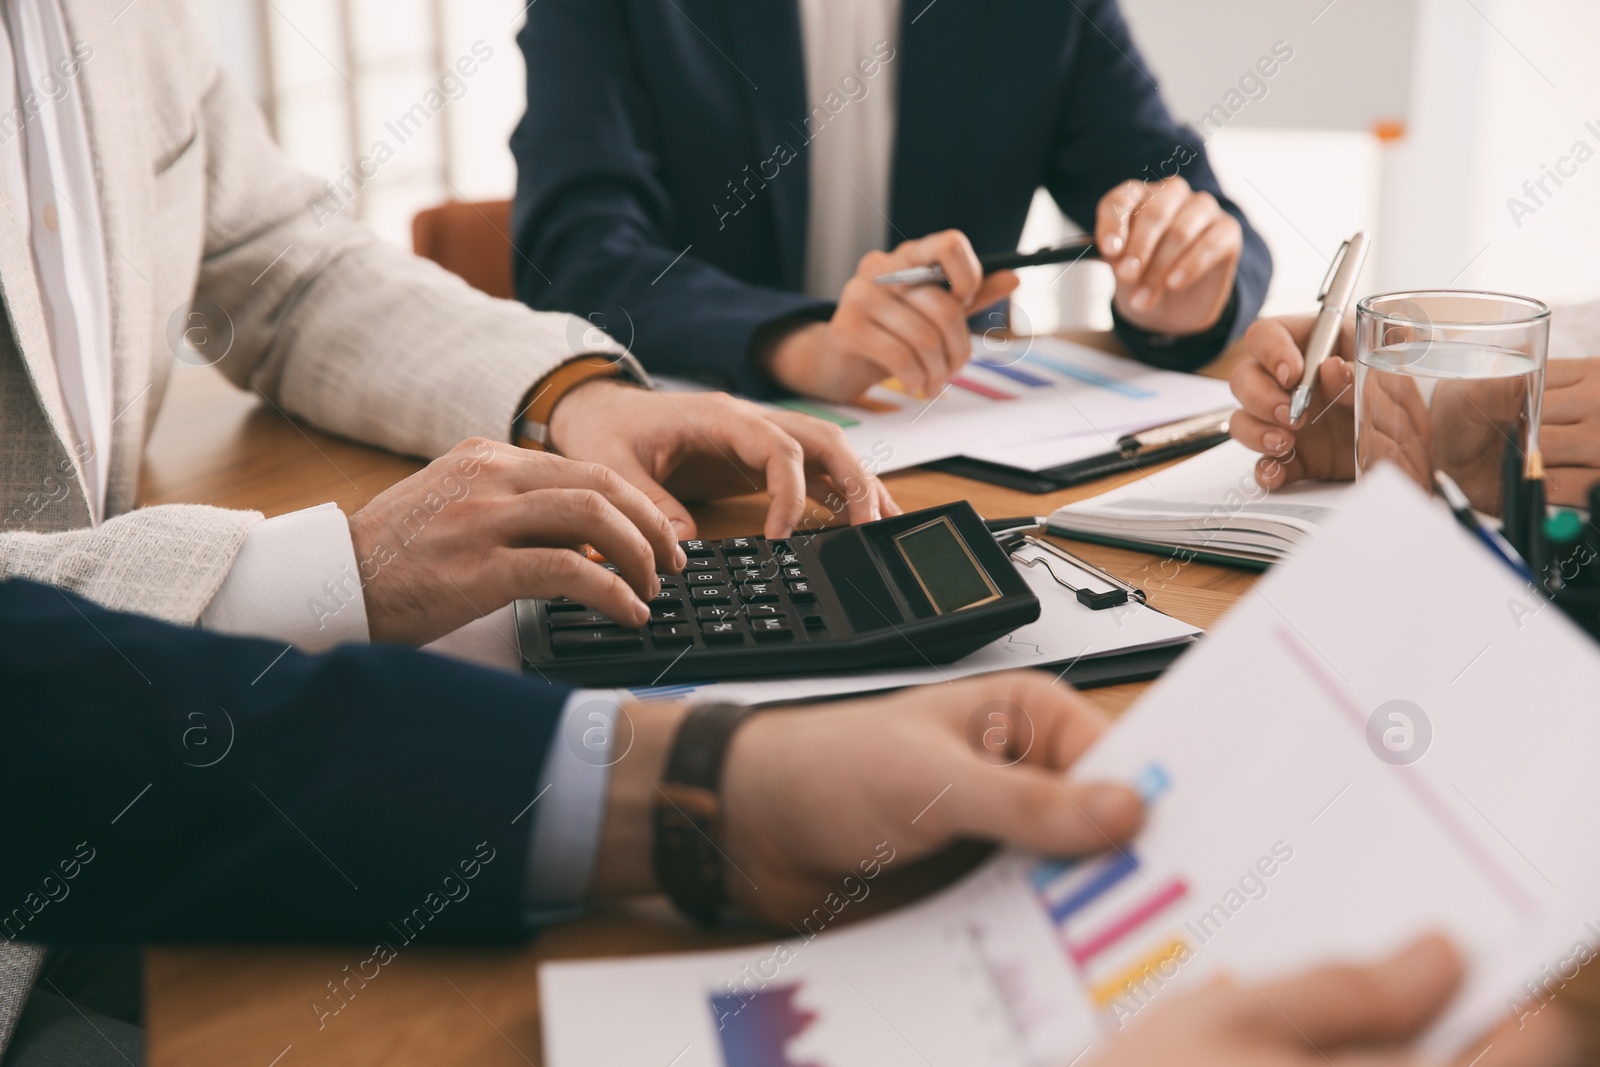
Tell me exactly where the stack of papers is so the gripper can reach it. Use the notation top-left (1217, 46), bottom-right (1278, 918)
top-left (541, 468), bottom-right (1600, 1066)
top-left (1048, 439), bottom-right (1348, 567)
top-left (592, 538), bottom-right (1200, 709)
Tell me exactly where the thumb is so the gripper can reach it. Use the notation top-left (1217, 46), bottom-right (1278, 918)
top-left (968, 269), bottom-right (1021, 311)
top-left (937, 761), bottom-right (1144, 857)
top-left (611, 460), bottom-right (697, 540)
top-left (1235, 933), bottom-right (1462, 1049)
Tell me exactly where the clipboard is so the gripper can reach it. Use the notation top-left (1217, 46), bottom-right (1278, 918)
top-left (928, 430), bottom-right (1231, 494)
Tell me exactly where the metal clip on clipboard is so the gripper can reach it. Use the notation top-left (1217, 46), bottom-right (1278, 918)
top-left (1003, 534), bottom-right (1146, 611)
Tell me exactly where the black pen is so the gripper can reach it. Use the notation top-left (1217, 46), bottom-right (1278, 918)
top-left (874, 237), bottom-right (1101, 287)
top-left (985, 516), bottom-right (1050, 540)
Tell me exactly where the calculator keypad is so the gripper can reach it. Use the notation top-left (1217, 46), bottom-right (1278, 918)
top-left (544, 538), bottom-right (821, 658)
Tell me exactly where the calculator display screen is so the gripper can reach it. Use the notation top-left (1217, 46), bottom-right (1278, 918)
top-left (893, 518), bottom-right (1001, 614)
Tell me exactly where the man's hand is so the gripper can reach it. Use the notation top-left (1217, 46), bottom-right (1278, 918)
top-left (1229, 314), bottom-right (1357, 489)
top-left (1089, 934), bottom-right (1577, 1067)
top-left (347, 439), bottom-right (682, 645)
top-left (1542, 358), bottom-right (1600, 506)
top-left (757, 230), bottom-right (1019, 401)
top-left (1097, 176), bottom-right (1243, 337)
top-left (547, 379), bottom-right (900, 538)
top-left (591, 671), bottom-right (1145, 925)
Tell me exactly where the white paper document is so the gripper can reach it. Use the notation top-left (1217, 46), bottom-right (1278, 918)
top-left (593, 538), bottom-right (1201, 709)
top-left (542, 468), bottom-right (1600, 1067)
top-left (1049, 439), bottom-right (1349, 564)
top-left (779, 335), bottom-right (1237, 474)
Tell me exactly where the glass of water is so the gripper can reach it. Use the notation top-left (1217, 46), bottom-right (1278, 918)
top-left (1354, 290), bottom-right (1549, 516)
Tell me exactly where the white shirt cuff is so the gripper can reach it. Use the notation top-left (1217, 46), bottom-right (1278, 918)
top-left (525, 690), bottom-right (617, 916)
top-left (200, 503), bottom-right (369, 652)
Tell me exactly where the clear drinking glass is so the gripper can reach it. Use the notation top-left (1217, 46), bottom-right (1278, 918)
top-left (1354, 290), bottom-right (1549, 517)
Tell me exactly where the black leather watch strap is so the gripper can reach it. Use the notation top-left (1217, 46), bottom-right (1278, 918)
top-left (653, 702), bottom-right (755, 928)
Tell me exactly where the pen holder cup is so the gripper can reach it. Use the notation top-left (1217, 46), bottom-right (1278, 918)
top-left (1547, 585), bottom-right (1600, 644)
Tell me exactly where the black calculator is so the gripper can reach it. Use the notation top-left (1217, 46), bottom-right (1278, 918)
top-left (515, 501), bottom-right (1040, 685)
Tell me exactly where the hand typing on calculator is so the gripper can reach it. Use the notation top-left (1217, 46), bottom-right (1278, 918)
top-left (517, 502), bottom-right (1041, 684)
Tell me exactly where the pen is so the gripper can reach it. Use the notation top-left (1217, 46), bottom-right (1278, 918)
top-left (984, 515), bottom-right (1050, 540)
top-left (1434, 469), bottom-right (1532, 581)
top-left (1288, 230), bottom-right (1371, 423)
top-left (1116, 407), bottom-right (1235, 455)
top-left (874, 236), bottom-right (1100, 287)
top-left (1523, 447), bottom-right (1549, 587)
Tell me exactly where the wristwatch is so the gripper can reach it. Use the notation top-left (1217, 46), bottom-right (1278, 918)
top-left (652, 702), bottom-right (757, 927)
top-left (513, 355), bottom-right (636, 452)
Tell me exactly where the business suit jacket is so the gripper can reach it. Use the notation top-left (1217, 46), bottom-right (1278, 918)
top-left (0, 0), bottom-right (637, 627)
top-left (510, 0), bottom-right (1271, 397)
top-left (0, 578), bottom-right (574, 1055)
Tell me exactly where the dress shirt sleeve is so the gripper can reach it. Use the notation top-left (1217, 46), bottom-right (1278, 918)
top-left (200, 502), bottom-right (369, 651)
top-left (524, 691), bottom-right (619, 923)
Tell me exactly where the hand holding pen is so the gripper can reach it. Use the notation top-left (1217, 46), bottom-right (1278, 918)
top-left (1227, 231), bottom-right (1371, 491)
top-left (757, 229), bottom-right (1019, 401)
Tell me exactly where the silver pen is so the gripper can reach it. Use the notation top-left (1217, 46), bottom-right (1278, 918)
top-left (1288, 230), bottom-right (1371, 423)
top-left (1115, 406), bottom-right (1234, 455)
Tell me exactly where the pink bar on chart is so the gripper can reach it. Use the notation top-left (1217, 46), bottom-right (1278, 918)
top-left (951, 376), bottom-right (1013, 400)
top-left (1069, 878), bottom-right (1188, 966)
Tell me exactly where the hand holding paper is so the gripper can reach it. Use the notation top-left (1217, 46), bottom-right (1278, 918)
top-left (720, 672), bottom-right (1145, 927)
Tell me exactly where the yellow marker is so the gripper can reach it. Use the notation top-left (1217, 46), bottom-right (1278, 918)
top-left (1090, 939), bottom-right (1190, 1007)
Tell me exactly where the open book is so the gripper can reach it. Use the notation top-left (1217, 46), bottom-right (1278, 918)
top-left (1047, 439), bottom-right (1349, 568)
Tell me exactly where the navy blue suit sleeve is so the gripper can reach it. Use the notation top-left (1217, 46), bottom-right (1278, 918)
top-left (0, 579), bottom-right (574, 946)
top-left (1044, 0), bottom-right (1270, 370)
top-left (511, 0), bottom-right (827, 395)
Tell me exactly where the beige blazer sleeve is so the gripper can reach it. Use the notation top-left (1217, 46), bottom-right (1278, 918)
top-left (1, 0), bottom-right (643, 628)
top-left (0, 504), bottom-right (259, 625)
top-left (189, 50), bottom-right (640, 460)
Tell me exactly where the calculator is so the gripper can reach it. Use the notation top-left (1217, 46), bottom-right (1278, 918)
top-left (515, 501), bottom-right (1041, 685)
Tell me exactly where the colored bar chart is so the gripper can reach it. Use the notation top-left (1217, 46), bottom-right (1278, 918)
top-left (1020, 352), bottom-right (1156, 399)
top-left (972, 358), bottom-right (1053, 389)
top-left (1068, 878), bottom-right (1188, 966)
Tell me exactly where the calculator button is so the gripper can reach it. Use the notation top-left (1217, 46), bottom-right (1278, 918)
top-left (743, 604), bottom-right (784, 619)
top-left (689, 571), bottom-right (725, 583)
top-left (786, 581), bottom-right (816, 602)
top-left (547, 599), bottom-right (589, 613)
top-left (681, 540), bottom-right (716, 557)
top-left (725, 554), bottom-right (760, 570)
top-left (721, 537), bottom-right (759, 553)
top-left (690, 585), bottom-right (732, 603)
top-left (649, 601), bottom-right (687, 620)
top-left (549, 612), bottom-right (617, 629)
top-left (551, 629), bottom-right (645, 655)
top-left (650, 588), bottom-right (679, 601)
top-left (697, 605), bottom-right (738, 622)
top-left (750, 618), bottom-right (794, 641)
top-left (802, 613), bottom-right (828, 631)
top-left (737, 582), bottom-right (779, 602)
top-left (685, 558), bottom-right (721, 572)
top-left (651, 623), bottom-right (695, 647)
top-left (768, 540), bottom-right (791, 556)
top-left (777, 552), bottom-right (799, 566)
top-left (782, 566), bottom-right (806, 580)
top-left (701, 620), bottom-right (746, 645)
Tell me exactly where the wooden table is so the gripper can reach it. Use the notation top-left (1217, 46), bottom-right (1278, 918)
top-left (135, 340), bottom-right (1596, 1064)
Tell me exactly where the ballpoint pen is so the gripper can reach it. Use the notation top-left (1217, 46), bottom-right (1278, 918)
top-left (874, 236), bottom-right (1100, 287)
top-left (1115, 407), bottom-right (1234, 455)
top-left (1434, 469), bottom-right (1532, 581)
top-left (1288, 230), bottom-right (1371, 423)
